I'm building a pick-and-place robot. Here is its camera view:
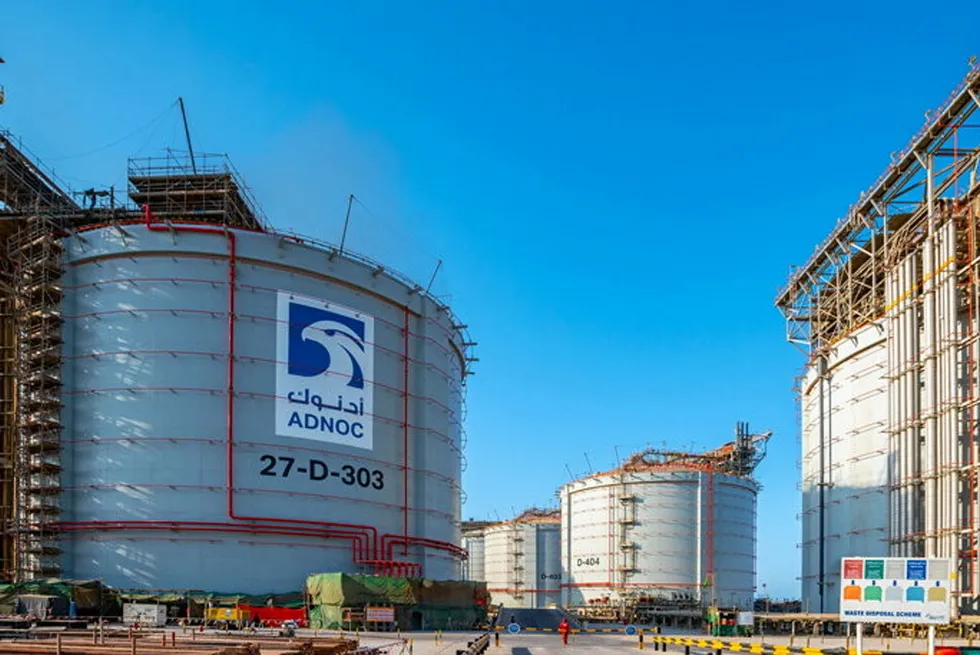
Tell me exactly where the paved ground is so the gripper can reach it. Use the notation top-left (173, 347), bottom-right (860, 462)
top-left (354, 629), bottom-right (980, 654)
top-left (356, 631), bottom-right (647, 654)
top-left (495, 607), bottom-right (580, 630)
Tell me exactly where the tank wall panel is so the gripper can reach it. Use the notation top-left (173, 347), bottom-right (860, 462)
top-left (800, 323), bottom-right (888, 614)
top-left (484, 522), bottom-right (560, 608)
top-left (461, 534), bottom-right (485, 581)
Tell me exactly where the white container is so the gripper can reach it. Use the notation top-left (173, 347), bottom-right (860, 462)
top-left (122, 603), bottom-right (168, 627)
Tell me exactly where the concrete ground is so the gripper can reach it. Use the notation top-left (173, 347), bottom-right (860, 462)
top-left (352, 629), bottom-right (980, 654)
top-left (356, 630), bottom-right (648, 654)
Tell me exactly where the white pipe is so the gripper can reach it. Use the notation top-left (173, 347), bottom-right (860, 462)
top-left (897, 254), bottom-right (913, 556)
top-left (926, 234), bottom-right (939, 558)
top-left (948, 221), bottom-right (957, 565)
top-left (888, 264), bottom-right (898, 554)
top-left (904, 253), bottom-right (915, 556)
top-left (909, 252), bottom-right (920, 554)
top-left (936, 227), bottom-right (945, 560)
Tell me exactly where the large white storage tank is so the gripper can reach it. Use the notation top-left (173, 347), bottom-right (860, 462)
top-left (800, 322), bottom-right (889, 614)
top-left (560, 425), bottom-right (769, 610)
top-left (54, 214), bottom-right (472, 592)
top-left (484, 509), bottom-right (561, 608)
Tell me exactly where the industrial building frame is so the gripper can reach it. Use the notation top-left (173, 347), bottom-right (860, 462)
top-left (776, 62), bottom-right (980, 611)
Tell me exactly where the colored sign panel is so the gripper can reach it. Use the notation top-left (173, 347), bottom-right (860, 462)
top-left (839, 557), bottom-right (952, 625)
top-left (844, 559), bottom-right (863, 579)
top-left (365, 607), bottom-right (395, 623)
top-left (275, 292), bottom-right (375, 450)
top-left (907, 560), bottom-right (927, 581)
top-left (864, 559), bottom-right (884, 579)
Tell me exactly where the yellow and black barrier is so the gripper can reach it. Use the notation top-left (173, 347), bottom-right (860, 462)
top-left (650, 635), bottom-right (862, 655)
top-left (492, 628), bottom-right (895, 655)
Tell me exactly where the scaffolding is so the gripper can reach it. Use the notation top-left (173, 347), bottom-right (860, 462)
top-left (9, 211), bottom-right (65, 578)
top-left (615, 423), bottom-right (771, 478)
top-left (776, 61), bottom-right (980, 612)
top-left (0, 134), bottom-right (271, 581)
top-left (0, 131), bottom-right (77, 580)
top-left (127, 154), bottom-right (267, 230)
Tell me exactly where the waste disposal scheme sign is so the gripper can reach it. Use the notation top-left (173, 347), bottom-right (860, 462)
top-left (840, 557), bottom-right (952, 625)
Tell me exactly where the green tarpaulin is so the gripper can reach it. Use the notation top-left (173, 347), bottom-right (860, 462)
top-left (306, 573), bottom-right (489, 630)
top-left (0, 579), bottom-right (117, 616)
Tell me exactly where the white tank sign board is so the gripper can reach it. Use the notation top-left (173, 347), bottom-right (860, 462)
top-left (839, 557), bottom-right (952, 624)
top-left (275, 291), bottom-right (375, 450)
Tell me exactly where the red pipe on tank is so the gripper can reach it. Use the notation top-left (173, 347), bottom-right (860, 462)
top-left (55, 520), bottom-right (369, 558)
top-left (382, 534), bottom-right (467, 561)
top-left (54, 519), bottom-right (372, 557)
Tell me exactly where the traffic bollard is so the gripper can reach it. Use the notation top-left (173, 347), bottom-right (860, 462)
top-left (495, 631), bottom-right (500, 648)
top-left (638, 629), bottom-right (644, 650)
top-left (171, 633), bottom-right (176, 648)
top-left (56, 633), bottom-right (62, 655)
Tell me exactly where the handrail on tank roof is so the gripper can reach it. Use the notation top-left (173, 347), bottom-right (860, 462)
top-left (270, 226), bottom-right (469, 333)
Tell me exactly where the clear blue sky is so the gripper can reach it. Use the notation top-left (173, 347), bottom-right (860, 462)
top-left (4, 0), bottom-right (979, 599)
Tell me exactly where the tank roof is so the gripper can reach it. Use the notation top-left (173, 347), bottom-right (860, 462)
top-left (588, 422), bottom-right (771, 481)
top-left (491, 508), bottom-right (560, 527)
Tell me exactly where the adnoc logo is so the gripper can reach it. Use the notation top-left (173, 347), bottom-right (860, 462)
top-left (287, 302), bottom-right (367, 388)
top-left (275, 292), bottom-right (375, 450)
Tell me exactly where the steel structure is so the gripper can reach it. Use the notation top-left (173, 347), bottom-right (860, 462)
top-left (559, 424), bottom-right (770, 617)
top-left (0, 129), bottom-right (476, 588)
top-left (776, 62), bottom-right (980, 614)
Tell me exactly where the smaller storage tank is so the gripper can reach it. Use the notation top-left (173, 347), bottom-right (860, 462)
top-left (560, 423), bottom-right (770, 611)
top-left (484, 509), bottom-right (561, 609)
top-left (460, 521), bottom-right (492, 582)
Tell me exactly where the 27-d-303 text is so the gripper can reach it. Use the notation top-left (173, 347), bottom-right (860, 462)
top-left (258, 455), bottom-right (384, 490)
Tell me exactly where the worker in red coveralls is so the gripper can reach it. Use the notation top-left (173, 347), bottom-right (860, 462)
top-left (558, 617), bottom-right (571, 647)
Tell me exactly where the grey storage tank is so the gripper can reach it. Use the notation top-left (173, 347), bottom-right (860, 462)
top-left (47, 160), bottom-right (472, 591)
